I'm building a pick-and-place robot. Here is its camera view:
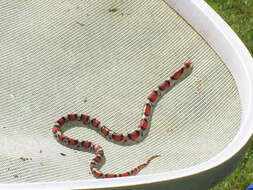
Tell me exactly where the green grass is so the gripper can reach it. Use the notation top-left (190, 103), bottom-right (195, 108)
top-left (205, 0), bottom-right (253, 56)
top-left (204, 1), bottom-right (253, 189)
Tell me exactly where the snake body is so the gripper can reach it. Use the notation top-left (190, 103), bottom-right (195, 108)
top-left (52, 61), bottom-right (193, 178)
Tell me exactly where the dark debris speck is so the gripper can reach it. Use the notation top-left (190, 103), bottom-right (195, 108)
top-left (109, 8), bottom-right (118, 13)
top-left (20, 157), bottom-right (32, 161)
top-left (76, 21), bottom-right (85, 26)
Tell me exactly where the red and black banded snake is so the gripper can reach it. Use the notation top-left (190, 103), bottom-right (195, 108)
top-left (52, 61), bottom-right (193, 178)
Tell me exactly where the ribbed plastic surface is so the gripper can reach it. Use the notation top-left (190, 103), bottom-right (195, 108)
top-left (0, 0), bottom-right (241, 183)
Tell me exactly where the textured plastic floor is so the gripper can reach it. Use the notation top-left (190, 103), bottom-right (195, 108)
top-left (0, 0), bottom-right (241, 183)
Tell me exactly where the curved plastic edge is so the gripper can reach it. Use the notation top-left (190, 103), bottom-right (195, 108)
top-left (2, 0), bottom-right (253, 189)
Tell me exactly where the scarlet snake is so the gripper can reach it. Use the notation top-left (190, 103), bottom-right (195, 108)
top-left (52, 61), bottom-right (193, 178)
